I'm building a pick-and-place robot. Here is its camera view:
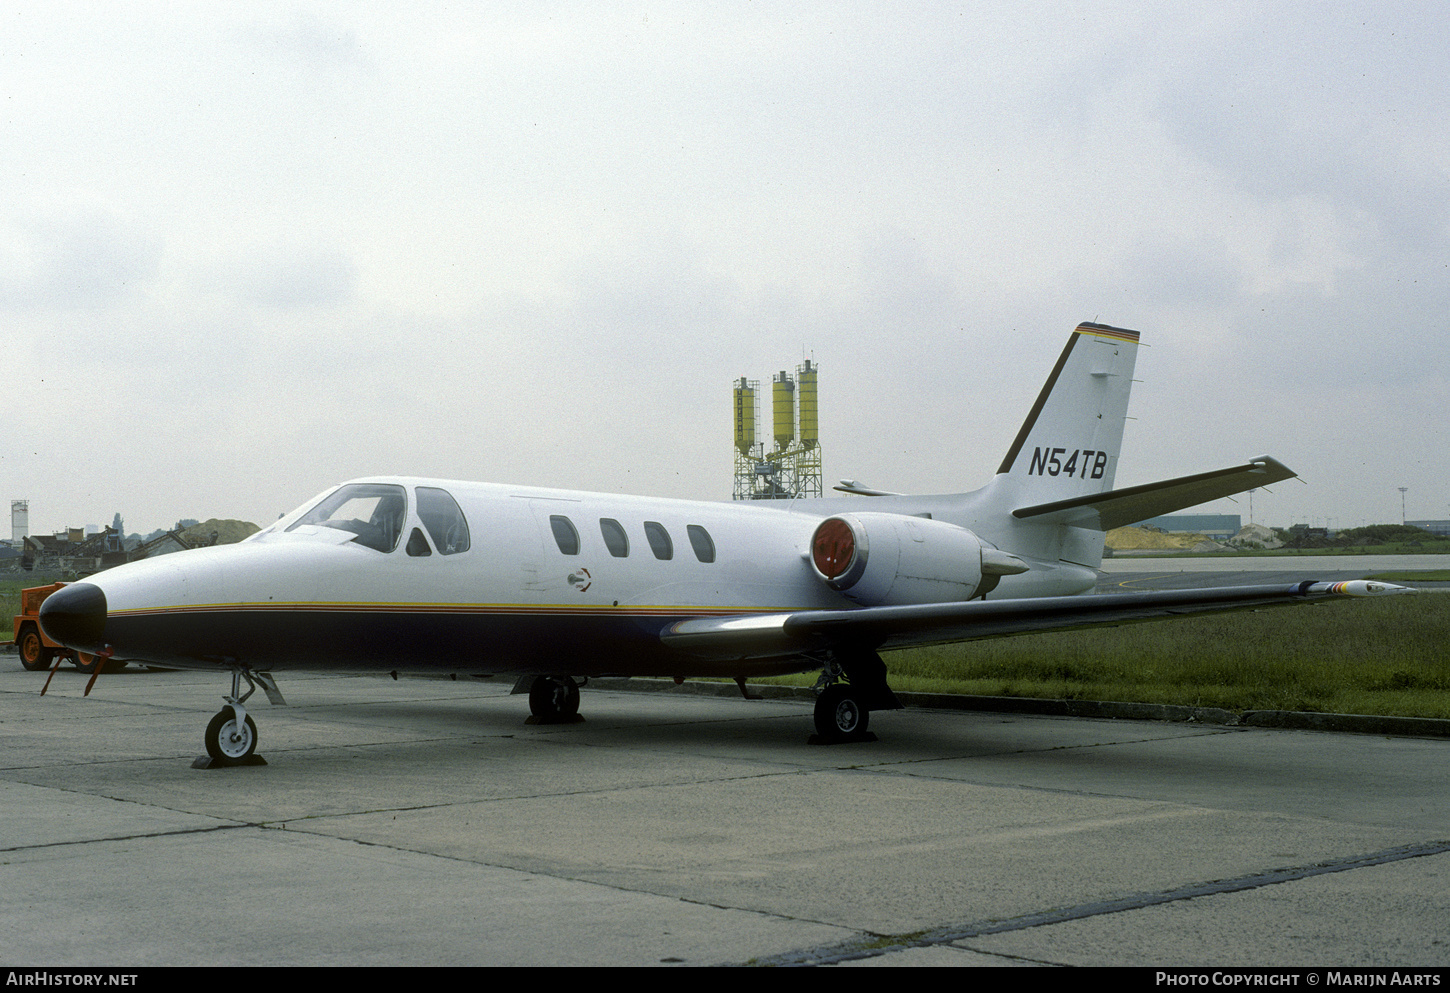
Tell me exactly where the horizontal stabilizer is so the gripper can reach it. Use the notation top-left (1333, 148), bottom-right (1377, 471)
top-left (833, 479), bottom-right (904, 497)
top-left (660, 580), bottom-right (1410, 661)
top-left (1010, 456), bottom-right (1296, 531)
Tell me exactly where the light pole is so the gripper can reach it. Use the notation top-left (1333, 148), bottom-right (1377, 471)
top-left (1398, 487), bottom-right (1408, 525)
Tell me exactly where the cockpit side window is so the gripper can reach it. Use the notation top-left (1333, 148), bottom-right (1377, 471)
top-left (287, 483), bottom-right (407, 553)
top-left (415, 487), bottom-right (471, 555)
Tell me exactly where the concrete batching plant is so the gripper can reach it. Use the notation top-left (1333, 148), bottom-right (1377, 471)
top-left (733, 360), bottom-right (823, 500)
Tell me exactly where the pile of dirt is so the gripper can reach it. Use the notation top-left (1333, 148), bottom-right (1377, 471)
top-left (180, 519), bottom-right (261, 547)
top-left (1108, 526), bottom-right (1233, 553)
top-left (1106, 526), bottom-right (1215, 551)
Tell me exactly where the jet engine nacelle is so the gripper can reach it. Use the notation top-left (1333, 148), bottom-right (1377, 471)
top-left (809, 512), bottom-right (1024, 607)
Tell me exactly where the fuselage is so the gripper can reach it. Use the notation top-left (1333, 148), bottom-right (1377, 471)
top-left (40, 474), bottom-right (1100, 677)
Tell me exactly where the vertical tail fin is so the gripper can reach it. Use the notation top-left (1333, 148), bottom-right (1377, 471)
top-left (994, 322), bottom-right (1140, 505)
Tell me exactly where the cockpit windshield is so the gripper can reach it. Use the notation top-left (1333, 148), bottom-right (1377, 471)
top-left (286, 483), bottom-right (407, 553)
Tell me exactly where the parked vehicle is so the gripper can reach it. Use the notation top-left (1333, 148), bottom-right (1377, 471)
top-left (14, 583), bottom-right (111, 673)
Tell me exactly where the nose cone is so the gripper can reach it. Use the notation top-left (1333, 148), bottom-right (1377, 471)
top-left (39, 582), bottom-right (108, 652)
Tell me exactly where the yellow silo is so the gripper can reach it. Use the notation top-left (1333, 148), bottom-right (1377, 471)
top-left (798, 359), bottom-right (818, 449)
top-left (733, 378), bottom-right (755, 455)
top-left (772, 372), bottom-right (795, 450)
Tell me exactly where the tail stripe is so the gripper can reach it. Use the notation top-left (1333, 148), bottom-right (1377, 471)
top-left (1076, 322), bottom-right (1141, 345)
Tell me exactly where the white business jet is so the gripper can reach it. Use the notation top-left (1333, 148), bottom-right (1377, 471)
top-left (38, 323), bottom-right (1406, 764)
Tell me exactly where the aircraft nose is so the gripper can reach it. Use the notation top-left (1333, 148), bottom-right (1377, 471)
top-left (39, 582), bottom-right (108, 652)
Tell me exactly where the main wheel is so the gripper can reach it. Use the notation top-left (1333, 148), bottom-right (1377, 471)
top-left (814, 685), bottom-right (869, 739)
top-left (205, 710), bottom-right (259, 765)
top-left (528, 676), bottom-right (581, 720)
top-left (18, 626), bottom-right (54, 671)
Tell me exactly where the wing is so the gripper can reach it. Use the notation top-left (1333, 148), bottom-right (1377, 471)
top-left (660, 581), bottom-right (1411, 662)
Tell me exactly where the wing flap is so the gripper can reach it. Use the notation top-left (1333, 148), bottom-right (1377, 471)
top-left (659, 581), bottom-right (1410, 661)
top-left (1010, 456), bottom-right (1297, 531)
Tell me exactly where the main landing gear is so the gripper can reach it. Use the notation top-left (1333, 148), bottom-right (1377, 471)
top-left (524, 675), bottom-right (584, 724)
top-left (814, 684), bottom-right (870, 739)
top-left (812, 650), bottom-right (902, 744)
top-left (194, 668), bottom-right (285, 769)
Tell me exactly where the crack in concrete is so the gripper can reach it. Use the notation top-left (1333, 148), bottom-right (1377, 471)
top-left (745, 840), bottom-right (1450, 967)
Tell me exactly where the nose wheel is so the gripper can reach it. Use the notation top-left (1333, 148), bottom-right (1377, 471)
top-left (205, 709), bottom-right (259, 765)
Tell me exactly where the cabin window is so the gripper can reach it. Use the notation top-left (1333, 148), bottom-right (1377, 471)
top-left (405, 528), bottom-right (432, 557)
top-left (643, 521), bottom-right (673, 560)
top-left (550, 515), bottom-right (580, 555)
top-left (599, 518), bottom-right (629, 557)
top-left (287, 482), bottom-right (406, 553)
top-left (416, 486), bottom-right (470, 555)
top-left (686, 524), bottom-right (715, 563)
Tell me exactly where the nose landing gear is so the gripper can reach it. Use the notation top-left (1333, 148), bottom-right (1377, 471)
top-left (194, 668), bottom-right (284, 768)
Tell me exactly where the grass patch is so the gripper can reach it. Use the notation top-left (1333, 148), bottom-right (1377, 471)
top-left (1115, 544), bottom-right (1450, 558)
top-left (1, 579), bottom-right (28, 642)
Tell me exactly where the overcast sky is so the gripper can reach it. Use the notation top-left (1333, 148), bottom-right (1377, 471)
top-left (4, 2), bottom-right (1446, 536)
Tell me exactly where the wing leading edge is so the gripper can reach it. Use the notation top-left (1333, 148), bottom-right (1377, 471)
top-left (660, 581), bottom-right (1411, 662)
